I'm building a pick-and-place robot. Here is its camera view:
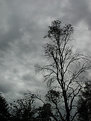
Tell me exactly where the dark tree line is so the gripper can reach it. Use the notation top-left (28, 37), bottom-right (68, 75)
top-left (0, 93), bottom-right (10, 121)
top-left (1, 83), bottom-right (91, 121)
top-left (0, 20), bottom-right (91, 121)
top-left (0, 92), bottom-right (56, 121)
top-left (1, 82), bottom-right (91, 121)
top-left (77, 82), bottom-right (91, 121)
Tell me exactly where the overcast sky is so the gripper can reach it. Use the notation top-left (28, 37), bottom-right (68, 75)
top-left (0, 0), bottom-right (91, 98)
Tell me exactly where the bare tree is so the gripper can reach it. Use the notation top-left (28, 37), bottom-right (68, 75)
top-left (36, 20), bottom-right (91, 121)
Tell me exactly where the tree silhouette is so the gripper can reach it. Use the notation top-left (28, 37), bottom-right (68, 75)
top-left (1, 20), bottom-right (90, 121)
top-left (0, 93), bottom-right (10, 121)
top-left (36, 20), bottom-right (91, 121)
top-left (78, 82), bottom-right (91, 121)
top-left (36, 103), bottom-right (52, 121)
top-left (10, 93), bottom-right (36, 121)
top-left (45, 89), bottom-right (62, 120)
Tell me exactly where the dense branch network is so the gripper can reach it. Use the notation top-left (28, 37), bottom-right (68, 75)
top-left (36, 20), bottom-right (91, 121)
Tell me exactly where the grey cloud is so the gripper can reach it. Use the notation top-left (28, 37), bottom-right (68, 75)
top-left (22, 74), bottom-right (44, 88)
top-left (0, 0), bottom-right (65, 52)
top-left (0, 0), bottom-right (91, 97)
top-left (62, 0), bottom-right (91, 29)
top-left (0, 79), bottom-right (17, 93)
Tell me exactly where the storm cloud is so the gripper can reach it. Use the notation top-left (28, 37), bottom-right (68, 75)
top-left (0, 0), bottom-right (91, 98)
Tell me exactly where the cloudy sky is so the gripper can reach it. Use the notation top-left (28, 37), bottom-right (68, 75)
top-left (0, 0), bottom-right (91, 98)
